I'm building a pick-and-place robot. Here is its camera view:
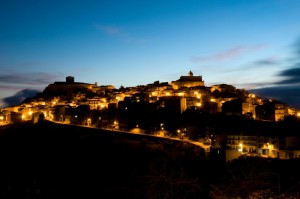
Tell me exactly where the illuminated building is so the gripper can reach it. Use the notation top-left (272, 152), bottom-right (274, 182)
top-left (256, 100), bottom-right (295, 121)
top-left (44, 76), bottom-right (114, 96)
top-left (171, 70), bottom-right (204, 89)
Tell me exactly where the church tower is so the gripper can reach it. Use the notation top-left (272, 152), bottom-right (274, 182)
top-left (170, 70), bottom-right (204, 89)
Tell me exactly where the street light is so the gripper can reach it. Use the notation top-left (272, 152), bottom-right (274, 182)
top-left (177, 129), bottom-right (180, 138)
top-left (0, 115), bottom-right (3, 125)
top-left (114, 121), bottom-right (118, 129)
top-left (238, 143), bottom-right (243, 152)
top-left (160, 123), bottom-right (164, 130)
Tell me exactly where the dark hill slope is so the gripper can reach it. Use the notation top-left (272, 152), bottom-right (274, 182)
top-left (1, 122), bottom-right (300, 198)
top-left (0, 121), bottom-right (211, 199)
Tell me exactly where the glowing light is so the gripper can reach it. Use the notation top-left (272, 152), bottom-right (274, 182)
top-left (160, 123), bottom-right (164, 130)
top-left (0, 116), bottom-right (3, 120)
top-left (238, 143), bottom-right (243, 152)
top-left (29, 111), bottom-right (32, 115)
top-left (210, 98), bottom-right (216, 102)
top-left (297, 112), bottom-right (300, 117)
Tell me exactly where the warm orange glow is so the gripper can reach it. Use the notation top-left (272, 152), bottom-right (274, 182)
top-left (196, 102), bottom-right (202, 107)
top-left (210, 98), bottom-right (216, 102)
top-left (0, 116), bottom-right (3, 120)
top-left (29, 111), bottom-right (32, 115)
top-left (166, 92), bottom-right (170, 96)
top-left (297, 112), bottom-right (300, 117)
top-left (160, 123), bottom-right (164, 130)
top-left (264, 142), bottom-right (274, 150)
top-left (238, 143), bottom-right (243, 152)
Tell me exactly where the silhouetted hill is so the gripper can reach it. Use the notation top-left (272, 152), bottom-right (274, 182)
top-left (0, 121), bottom-right (209, 198)
top-left (1, 122), bottom-right (300, 198)
top-left (1, 89), bottom-right (40, 107)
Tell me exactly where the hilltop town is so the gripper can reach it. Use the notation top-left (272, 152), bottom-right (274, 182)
top-left (1, 71), bottom-right (300, 161)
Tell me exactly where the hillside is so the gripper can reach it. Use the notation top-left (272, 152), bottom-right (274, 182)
top-left (0, 121), bottom-right (300, 198)
top-left (0, 121), bottom-right (210, 198)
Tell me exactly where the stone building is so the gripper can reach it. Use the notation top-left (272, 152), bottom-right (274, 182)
top-left (171, 71), bottom-right (204, 89)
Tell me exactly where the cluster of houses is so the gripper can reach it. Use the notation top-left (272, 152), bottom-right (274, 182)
top-left (1, 71), bottom-right (299, 160)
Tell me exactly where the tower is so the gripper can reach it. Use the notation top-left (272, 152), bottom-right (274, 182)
top-left (66, 76), bottom-right (74, 83)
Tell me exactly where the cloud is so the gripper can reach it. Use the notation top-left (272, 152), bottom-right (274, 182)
top-left (191, 44), bottom-right (267, 62)
top-left (254, 56), bottom-right (279, 66)
top-left (276, 64), bottom-right (300, 85)
top-left (0, 72), bottom-right (63, 85)
top-left (235, 82), bottom-right (276, 90)
top-left (251, 68), bottom-right (300, 108)
top-left (94, 23), bottom-right (147, 44)
top-left (1, 89), bottom-right (40, 107)
top-left (94, 24), bottom-right (121, 35)
top-left (0, 85), bottom-right (30, 91)
top-left (250, 39), bottom-right (300, 108)
top-left (0, 72), bottom-right (63, 107)
top-left (293, 37), bottom-right (300, 56)
top-left (251, 85), bottom-right (300, 109)
top-left (191, 46), bottom-right (243, 62)
top-left (231, 56), bottom-right (281, 73)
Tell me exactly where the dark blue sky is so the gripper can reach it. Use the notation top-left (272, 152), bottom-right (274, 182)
top-left (1, 0), bottom-right (300, 108)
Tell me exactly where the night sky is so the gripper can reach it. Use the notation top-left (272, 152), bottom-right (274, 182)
top-left (1, 0), bottom-right (300, 108)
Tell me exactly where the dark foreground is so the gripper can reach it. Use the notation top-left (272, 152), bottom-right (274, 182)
top-left (0, 121), bottom-right (300, 199)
